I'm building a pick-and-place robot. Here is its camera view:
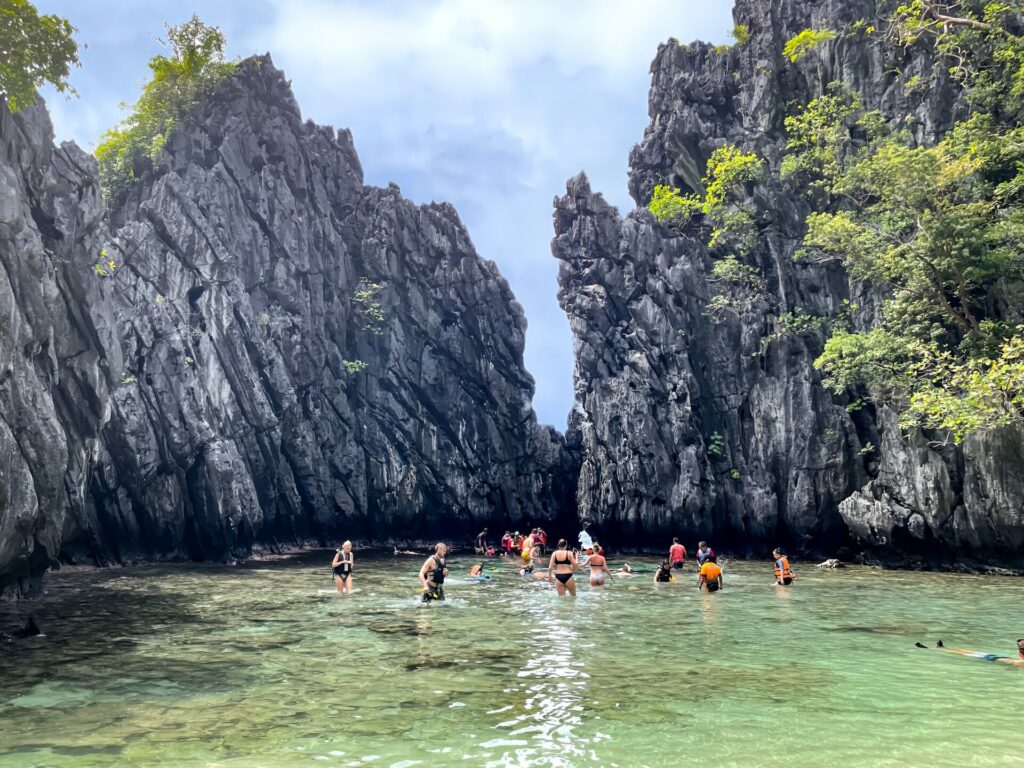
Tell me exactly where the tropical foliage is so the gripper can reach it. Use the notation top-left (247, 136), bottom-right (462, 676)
top-left (784, 1), bottom-right (1024, 441)
top-left (0, 0), bottom-right (78, 112)
top-left (95, 15), bottom-right (235, 199)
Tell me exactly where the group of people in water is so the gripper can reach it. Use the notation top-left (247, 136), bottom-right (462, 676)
top-left (331, 530), bottom-right (798, 600)
top-left (332, 533), bottom-right (1024, 665)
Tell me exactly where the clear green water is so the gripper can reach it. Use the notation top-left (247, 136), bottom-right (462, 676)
top-left (1, 552), bottom-right (1023, 767)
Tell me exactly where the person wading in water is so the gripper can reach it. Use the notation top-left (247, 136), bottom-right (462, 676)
top-left (547, 538), bottom-right (578, 597)
top-left (586, 544), bottom-right (613, 587)
top-left (772, 548), bottom-right (795, 586)
top-left (330, 540), bottom-right (354, 594)
top-left (419, 543), bottom-right (449, 601)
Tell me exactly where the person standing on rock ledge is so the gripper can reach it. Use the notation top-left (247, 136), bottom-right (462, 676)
top-left (419, 543), bottom-right (449, 602)
top-left (476, 528), bottom-right (489, 555)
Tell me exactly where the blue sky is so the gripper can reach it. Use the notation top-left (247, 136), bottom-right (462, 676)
top-left (36, 0), bottom-right (732, 428)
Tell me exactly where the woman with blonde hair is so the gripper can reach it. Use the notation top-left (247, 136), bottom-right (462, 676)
top-left (331, 540), bottom-right (355, 594)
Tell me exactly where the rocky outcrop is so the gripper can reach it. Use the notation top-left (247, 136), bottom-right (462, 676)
top-left (0, 98), bottom-right (121, 595)
top-left (1, 56), bottom-right (576, 593)
top-left (555, 0), bottom-right (1024, 565)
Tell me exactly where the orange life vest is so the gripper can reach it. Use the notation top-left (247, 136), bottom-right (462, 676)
top-left (774, 556), bottom-right (794, 581)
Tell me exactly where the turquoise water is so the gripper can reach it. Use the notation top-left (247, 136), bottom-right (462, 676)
top-left (1, 552), bottom-right (1023, 767)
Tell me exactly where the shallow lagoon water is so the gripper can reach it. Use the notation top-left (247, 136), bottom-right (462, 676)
top-left (1, 552), bottom-right (1023, 767)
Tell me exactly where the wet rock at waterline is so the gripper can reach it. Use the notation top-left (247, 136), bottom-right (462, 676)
top-left (554, 0), bottom-right (1024, 566)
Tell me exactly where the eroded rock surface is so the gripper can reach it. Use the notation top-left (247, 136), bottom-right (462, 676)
top-left (555, 0), bottom-right (1024, 565)
top-left (1, 57), bottom-right (576, 593)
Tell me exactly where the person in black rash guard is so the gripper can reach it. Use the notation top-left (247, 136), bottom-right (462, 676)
top-left (547, 538), bottom-right (578, 597)
top-left (330, 540), bottom-right (354, 594)
top-left (476, 528), bottom-right (489, 554)
top-left (419, 543), bottom-right (449, 602)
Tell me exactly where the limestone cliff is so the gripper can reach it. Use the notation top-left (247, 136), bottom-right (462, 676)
top-left (555, 0), bottom-right (1024, 566)
top-left (0, 56), bottom-right (576, 593)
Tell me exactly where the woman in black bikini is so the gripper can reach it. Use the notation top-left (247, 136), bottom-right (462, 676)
top-left (331, 540), bottom-right (354, 594)
top-left (547, 539), bottom-right (578, 597)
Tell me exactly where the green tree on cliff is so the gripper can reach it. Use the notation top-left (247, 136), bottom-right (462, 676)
top-left (0, 0), bottom-right (79, 112)
top-left (785, 0), bottom-right (1024, 442)
top-left (95, 15), bottom-right (236, 199)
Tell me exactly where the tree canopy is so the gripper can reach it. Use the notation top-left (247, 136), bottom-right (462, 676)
top-left (0, 0), bottom-right (79, 112)
top-left (95, 15), bottom-right (235, 199)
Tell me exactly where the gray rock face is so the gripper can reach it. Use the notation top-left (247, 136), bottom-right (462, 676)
top-left (555, 0), bottom-right (1024, 565)
top-left (0, 57), bottom-right (576, 593)
top-left (0, 99), bottom-right (121, 594)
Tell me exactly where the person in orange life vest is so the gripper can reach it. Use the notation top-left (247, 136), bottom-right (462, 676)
top-left (698, 559), bottom-right (723, 592)
top-left (772, 548), bottom-right (795, 586)
top-left (669, 537), bottom-right (687, 569)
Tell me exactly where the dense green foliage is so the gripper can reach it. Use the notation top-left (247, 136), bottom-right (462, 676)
top-left (731, 24), bottom-right (751, 46)
top-left (95, 15), bottom-right (235, 199)
top-left (648, 145), bottom-right (761, 253)
top-left (783, 1), bottom-right (1024, 441)
top-left (0, 0), bottom-right (78, 112)
top-left (782, 28), bottom-right (837, 62)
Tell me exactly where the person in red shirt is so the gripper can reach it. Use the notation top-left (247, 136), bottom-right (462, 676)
top-left (669, 537), bottom-right (687, 570)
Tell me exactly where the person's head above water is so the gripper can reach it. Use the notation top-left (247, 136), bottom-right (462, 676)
top-left (469, 563), bottom-right (483, 576)
top-left (672, 537), bottom-right (679, 544)
top-left (1018, 638), bottom-right (1024, 657)
top-left (660, 560), bottom-right (671, 570)
top-left (340, 540), bottom-right (352, 551)
top-left (435, 542), bottom-right (447, 556)
top-left (557, 538), bottom-right (567, 549)
top-left (698, 541), bottom-right (708, 550)
top-left (773, 548), bottom-right (783, 558)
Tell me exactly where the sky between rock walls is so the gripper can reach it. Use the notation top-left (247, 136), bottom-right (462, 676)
top-left (36, 0), bottom-right (732, 428)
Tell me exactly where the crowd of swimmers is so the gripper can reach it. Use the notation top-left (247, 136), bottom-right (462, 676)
top-left (331, 531), bottom-right (797, 600)
top-left (331, 534), bottom-right (1024, 665)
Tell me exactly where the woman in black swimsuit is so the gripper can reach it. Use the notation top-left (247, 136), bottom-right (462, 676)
top-left (331, 540), bottom-right (355, 594)
top-left (547, 538), bottom-right (578, 597)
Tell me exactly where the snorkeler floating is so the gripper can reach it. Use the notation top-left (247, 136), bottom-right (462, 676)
top-left (915, 639), bottom-right (1024, 666)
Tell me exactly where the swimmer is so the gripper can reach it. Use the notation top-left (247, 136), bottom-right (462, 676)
top-left (613, 563), bottom-right (636, 576)
top-left (468, 563), bottom-right (493, 581)
top-left (547, 539), bottom-right (578, 596)
top-left (586, 547), bottom-right (613, 586)
top-left (669, 538), bottom-right (687, 570)
top-left (521, 534), bottom-right (535, 566)
top-left (772, 548), bottom-right (795, 586)
top-left (916, 639), bottom-right (1024, 666)
top-left (654, 561), bottom-right (675, 583)
top-left (419, 543), bottom-right (449, 602)
top-left (698, 559), bottom-right (723, 592)
top-left (330, 540), bottom-right (354, 594)
top-left (696, 541), bottom-right (716, 567)
top-left (394, 547), bottom-right (421, 556)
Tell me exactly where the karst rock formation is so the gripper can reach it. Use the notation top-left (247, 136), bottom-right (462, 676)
top-left (554, 0), bottom-right (1023, 567)
top-left (0, 56), bottom-right (576, 595)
